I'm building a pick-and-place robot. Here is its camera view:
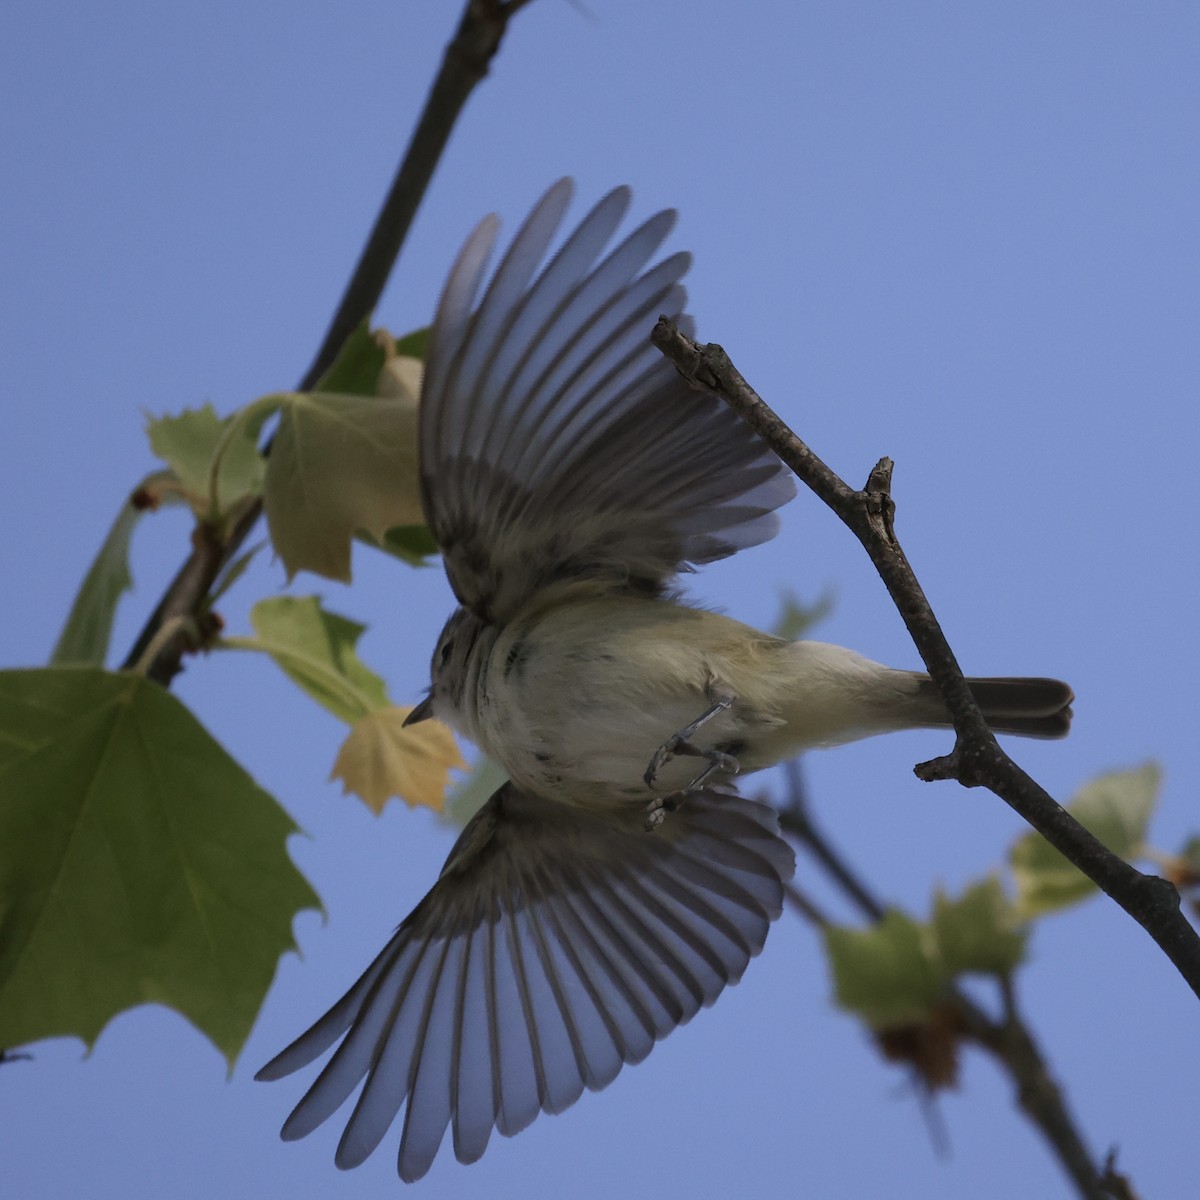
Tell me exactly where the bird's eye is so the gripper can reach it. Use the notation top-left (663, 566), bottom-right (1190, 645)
top-left (438, 639), bottom-right (454, 668)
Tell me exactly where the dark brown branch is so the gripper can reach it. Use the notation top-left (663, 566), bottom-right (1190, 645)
top-left (777, 767), bottom-right (1110, 1200)
top-left (652, 317), bottom-right (1200, 1002)
top-left (122, 0), bottom-right (533, 683)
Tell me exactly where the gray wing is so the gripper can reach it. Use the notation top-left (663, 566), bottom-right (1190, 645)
top-left (419, 178), bottom-right (796, 622)
top-left (256, 786), bottom-right (794, 1182)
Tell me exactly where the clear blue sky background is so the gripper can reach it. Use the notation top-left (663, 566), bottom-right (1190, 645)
top-left (3, 3), bottom-right (1198, 1197)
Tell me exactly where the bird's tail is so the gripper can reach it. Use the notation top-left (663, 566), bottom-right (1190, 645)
top-left (909, 674), bottom-right (1074, 739)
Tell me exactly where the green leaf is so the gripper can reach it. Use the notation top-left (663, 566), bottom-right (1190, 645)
top-left (312, 323), bottom-right (389, 397)
top-left (51, 497), bottom-right (137, 666)
top-left (932, 876), bottom-right (1027, 977)
top-left (145, 401), bottom-right (273, 518)
top-left (263, 391), bottom-right (422, 581)
top-left (224, 596), bottom-right (390, 724)
top-left (357, 524), bottom-right (438, 566)
top-left (1010, 763), bottom-right (1161, 918)
top-left (823, 910), bottom-right (947, 1029)
top-left (0, 667), bottom-right (319, 1065)
top-left (392, 327), bottom-right (428, 361)
top-left (772, 588), bottom-right (835, 641)
top-left (52, 472), bottom-right (187, 668)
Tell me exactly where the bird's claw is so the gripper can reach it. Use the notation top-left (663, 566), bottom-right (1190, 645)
top-left (643, 791), bottom-right (682, 832)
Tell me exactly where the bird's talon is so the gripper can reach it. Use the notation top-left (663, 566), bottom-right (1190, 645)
top-left (643, 791), bottom-right (684, 832)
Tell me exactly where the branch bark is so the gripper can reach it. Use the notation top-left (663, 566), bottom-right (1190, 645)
top-left (121, 0), bottom-right (534, 684)
top-left (651, 317), bottom-right (1200, 1002)
top-left (776, 764), bottom-right (1113, 1200)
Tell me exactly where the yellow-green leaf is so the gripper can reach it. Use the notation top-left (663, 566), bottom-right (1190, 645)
top-left (226, 596), bottom-right (390, 724)
top-left (356, 523), bottom-right (438, 567)
top-left (264, 391), bottom-right (421, 581)
top-left (313, 323), bottom-right (390, 396)
top-left (0, 667), bottom-right (319, 1065)
top-left (823, 910), bottom-right (947, 1029)
top-left (772, 588), bottom-right (834, 641)
top-left (1010, 763), bottom-right (1161, 918)
top-left (932, 876), bottom-right (1027, 977)
top-left (331, 706), bottom-right (465, 814)
top-left (145, 401), bottom-right (273, 518)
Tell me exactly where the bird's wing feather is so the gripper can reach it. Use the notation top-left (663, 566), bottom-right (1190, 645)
top-left (256, 785), bottom-right (794, 1182)
top-left (419, 178), bottom-right (796, 622)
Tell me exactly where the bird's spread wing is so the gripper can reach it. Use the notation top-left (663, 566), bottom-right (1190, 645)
top-left (257, 786), bottom-right (795, 1182)
top-left (419, 178), bottom-right (796, 623)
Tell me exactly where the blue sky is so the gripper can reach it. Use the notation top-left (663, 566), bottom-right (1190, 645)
top-left (3, 2), bottom-right (1199, 1197)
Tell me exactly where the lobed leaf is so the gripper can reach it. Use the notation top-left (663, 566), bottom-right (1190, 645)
top-left (233, 596), bottom-right (390, 724)
top-left (145, 401), bottom-right (272, 518)
top-left (1010, 763), bottom-right (1161, 918)
top-left (932, 875), bottom-right (1027, 977)
top-left (263, 391), bottom-right (422, 581)
top-left (772, 588), bottom-right (835, 641)
top-left (0, 667), bottom-right (319, 1065)
top-left (823, 910), bottom-right (947, 1029)
top-left (330, 706), bottom-right (465, 814)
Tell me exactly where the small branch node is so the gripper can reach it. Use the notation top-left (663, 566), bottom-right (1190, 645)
top-left (865, 456), bottom-right (894, 494)
top-left (914, 753), bottom-right (960, 783)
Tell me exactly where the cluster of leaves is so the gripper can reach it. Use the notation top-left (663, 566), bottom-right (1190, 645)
top-left (821, 764), bottom-right (1193, 1088)
top-left (0, 326), bottom-right (465, 1067)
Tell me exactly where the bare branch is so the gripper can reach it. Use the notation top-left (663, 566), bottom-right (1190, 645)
top-left (777, 768), bottom-right (1112, 1200)
top-left (652, 317), bottom-right (1200, 1002)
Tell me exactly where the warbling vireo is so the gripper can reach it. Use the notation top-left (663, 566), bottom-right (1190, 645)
top-left (258, 179), bottom-right (1072, 1180)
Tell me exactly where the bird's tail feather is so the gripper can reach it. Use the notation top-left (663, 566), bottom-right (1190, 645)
top-left (910, 675), bottom-right (1074, 739)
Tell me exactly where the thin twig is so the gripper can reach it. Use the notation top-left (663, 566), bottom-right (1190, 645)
top-left (652, 318), bottom-right (1200, 1003)
top-left (777, 767), bottom-right (1111, 1200)
top-left (121, 0), bottom-right (534, 684)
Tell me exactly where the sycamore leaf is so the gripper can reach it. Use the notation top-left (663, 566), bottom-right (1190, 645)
top-left (313, 323), bottom-right (391, 396)
top-left (772, 588), bottom-right (835, 641)
top-left (264, 391), bottom-right (421, 581)
top-left (392, 327), bottom-right (428, 362)
top-left (378, 354), bottom-right (422, 402)
top-left (331, 706), bottom-right (465, 814)
top-left (823, 910), bottom-right (947, 1029)
top-left (1010, 763), bottom-right (1161, 918)
top-left (932, 876), bottom-right (1027, 977)
top-left (223, 598), bottom-right (466, 814)
top-left (0, 667), bottom-right (319, 1065)
top-left (51, 496), bottom-right (137, 666)
top-left (356, 523), bottom-right (439, 567)
top-left (51, 473), bottom-right (185, 668)
top-left (145, 401), bottom-right (272, 519)
top-left (226, 596), bottom-right (389, 724)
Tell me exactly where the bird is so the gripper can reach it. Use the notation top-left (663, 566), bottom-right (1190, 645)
top-left (257, 178), bottom-right (1073, 1181)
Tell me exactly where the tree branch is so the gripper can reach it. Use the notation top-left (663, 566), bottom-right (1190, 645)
top-left (652, 317), bottom-right (1200, 1002)
top-left (121, 0), bottom-right (533, 684)
top-left (776, 764), bottom-right (1112, 1200)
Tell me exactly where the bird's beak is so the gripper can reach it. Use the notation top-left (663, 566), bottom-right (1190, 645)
top-left (403, 696), bottom-right (435, 727)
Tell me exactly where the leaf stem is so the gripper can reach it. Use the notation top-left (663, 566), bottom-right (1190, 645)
top-left (120, 0), bottom-right (536, 685)
top-left (205, 394), bottom-right (289, 523)
top-left (216, 636), bottom-right (382, 723)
